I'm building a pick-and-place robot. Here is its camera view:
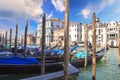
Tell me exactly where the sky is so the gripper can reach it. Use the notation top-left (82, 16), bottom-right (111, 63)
top-left (0, 0), bottom-right (120, 37)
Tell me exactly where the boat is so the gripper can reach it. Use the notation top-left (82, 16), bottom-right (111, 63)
top-left (0, 47), bottom-right (108, 74)
top-left (70, 48), bottom-right (108, 68)
top-left (0, 56), bottom-right (63, 74)
top-left (53, 45), bottom-right (78, 55)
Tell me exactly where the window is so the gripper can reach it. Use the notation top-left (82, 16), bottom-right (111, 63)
top-left (75, 29), bottom-right (76, 31)
top-left (77, 34), bottom-right (79, 38)
top-left (99, 29), bottom-right (100, 35)
top-left (77, 28), bottom-right (79, 31)
top-left (110, 34), bottom-right (115, 37)
top-left (116, 33), bottom-right (118, 38)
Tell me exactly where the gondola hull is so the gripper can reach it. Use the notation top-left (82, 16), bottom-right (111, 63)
top-left (70, 54), bottom-right (103, 68)
top-left (0, 48), bottom-right (107, 74)
top-left (0, 63), bottom-right (63, 74)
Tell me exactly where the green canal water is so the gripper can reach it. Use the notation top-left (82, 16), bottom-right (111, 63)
top-left (78, 48), bottom-right (120, 80)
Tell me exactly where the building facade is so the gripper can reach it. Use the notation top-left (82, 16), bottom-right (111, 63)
top-left (20, 34), bottom-right (35, 46)
top-left (82, 18), bottom-right (107, 47)
top-left (69, 22), bottom-right (82, 43)
top-left (53, 27), bottom-right (64, 46)
top-left (53, 22), bottom-right (82, 46)
top-left (36, 18), bottom-right (64, 46)
top-left (37, 17), bottom-right (120, 47)
top-left (107, 21), bottom-right (119, 47)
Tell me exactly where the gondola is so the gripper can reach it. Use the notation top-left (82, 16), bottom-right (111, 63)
top-left (0, 47), bottom-right (108, 74)
top-left (0, 57), bottom-right (63, 74)
top-left (70, 48), bottom-right (108, 68)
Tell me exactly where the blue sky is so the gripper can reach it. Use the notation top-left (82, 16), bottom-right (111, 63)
top-left (0, 0), bottom-right (120, 37)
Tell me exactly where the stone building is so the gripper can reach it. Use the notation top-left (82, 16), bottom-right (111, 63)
top-left (53, 27), bottom-right (64, 46)
top-left (69, 22), bottom-right (82, 44)
top-left (20, 34), bottom-right (35, 46)
top-left (36, 18), bottom-right (64, 46)
top-left (107, 21), bottom-right (119, 47)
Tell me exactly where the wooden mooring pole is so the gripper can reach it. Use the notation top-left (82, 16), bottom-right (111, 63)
top-left (24, 20), bottom-right (28, 57)
top-left (84, 24), bottom-right (88, 69)
top-left (118, 24), bottom-right (120, 67)
top-left (92, 13), bottom-right (96, 80)
top-left (5, 31), bottom-right (7, 50)
top-left (9, 29), bottom-right (12, 50)
top-left (104, 23), bottom-right (107, 63)
top-left (49, 33), bottom-right (51, 48)
top-left (14, 25), bottom-right (18, 56)
top-left (41, 14), bottom-right (46, 75)
top-left (2, 34), bottom-right (5, 46)
top-left (64, 0), bottom-right (69, 80)
top-left (35, 31), bottom-right (37, 48)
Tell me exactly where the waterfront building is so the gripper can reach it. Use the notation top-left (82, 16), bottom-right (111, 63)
top-left (69, 22), bottom-right (82, 44)
top-left (82, 18), bottom-right (107, 47)
top-left (107, 21), bottom-right (119, 47)
top-left (53, 22), bottom-right (82, 46)
top-left (53, 27), bottom-right (64, 46)
top-left (36, 18), bottom-right (64, 46)
top-left (20, 34), bottom-right (35, 46)
top-left (37, 17), bottom-right (120, 47)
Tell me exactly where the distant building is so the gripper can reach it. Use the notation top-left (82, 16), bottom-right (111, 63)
top-left (37, 17), bottom-right (120, 47)
top-left (69, 22), bottom-right (82, 43)
top-left (37, 18), bottom-right (64, 46)
top-left (82, 18), bottom-right (107, 47)
top-left (20, 34), bottom-right (35, 46)
top-left (0, 30), bottom-right (6, 45)
top-left (53, 22), bottom-right (82, 46)
top-left (107, 21), bottom-right (119, 47)
top-left (53, 27), bottom-right (64, 46)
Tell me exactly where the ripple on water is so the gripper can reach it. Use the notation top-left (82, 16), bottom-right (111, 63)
top-left (78, 48), bottom-right (120, 80)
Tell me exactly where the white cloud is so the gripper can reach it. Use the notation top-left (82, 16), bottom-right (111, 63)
top-left (0, 0), bottom-right (44, 37)
top-left (97, 0), bottom-right (115, 13)
top-left (80, 0), bottom-right (116, 19)
top-left (0, 0), bottom-right (44, 21)
top-left (47, 12), bottom-right (53, 19)
top-left (81, 9), bottom-right (91, 18)
top-left (51, 0), bottom-right (65, 12)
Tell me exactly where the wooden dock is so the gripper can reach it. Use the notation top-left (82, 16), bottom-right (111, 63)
top-left (21, 64), bottom-right (79, 80)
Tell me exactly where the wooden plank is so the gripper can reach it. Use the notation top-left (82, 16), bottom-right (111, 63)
top-left (21, 64), bottom-right (79, 80)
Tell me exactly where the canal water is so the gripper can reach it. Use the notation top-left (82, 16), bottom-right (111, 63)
top-left (77, 48), bottom-right (120, 80)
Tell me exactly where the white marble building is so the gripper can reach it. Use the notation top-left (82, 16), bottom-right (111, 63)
top-left (36, 18), bottom-right (64, 46)
top-left (81, 18), bottom-right (107, 47)
top-left (107, 21), bottom-right (119, 47)
top-left (69, 22), bottom-right (82, 43)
